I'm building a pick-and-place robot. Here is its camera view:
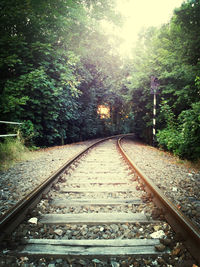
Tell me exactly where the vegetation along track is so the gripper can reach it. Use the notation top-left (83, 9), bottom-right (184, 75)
top-left (0, 135), bottom-right (200, 266)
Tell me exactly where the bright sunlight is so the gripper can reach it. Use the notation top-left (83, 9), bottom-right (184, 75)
top-left (102, 0), bottom-right (184, 57)
top-left (97, 105), bottom-right (110, 119)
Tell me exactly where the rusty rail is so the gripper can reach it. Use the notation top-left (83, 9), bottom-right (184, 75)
top-left (1, 133), bottom-right (199, 263)
top-left (0, 135), bottom-right (124, 241)
top-left (118, 136), bottom-right (200, 264)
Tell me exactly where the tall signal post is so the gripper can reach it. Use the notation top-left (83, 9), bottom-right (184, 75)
top-left (150, 76), bottom-right (159, 146)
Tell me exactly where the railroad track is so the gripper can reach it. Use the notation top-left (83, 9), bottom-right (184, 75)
top-left (0, 135), bottom-right (200, 266)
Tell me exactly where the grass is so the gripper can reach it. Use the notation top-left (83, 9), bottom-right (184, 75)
top-left (178, 158), bottom-right (200, 172)
top-left (0, 138), bottom-right (31, 171)
top-left (158, 147), bottom-right (200, 172)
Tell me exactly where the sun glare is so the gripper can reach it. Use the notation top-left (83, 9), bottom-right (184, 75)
top-left (102, 0), bottom-right (184, 57)
top-left (97, 105), bottom-right (110, 119)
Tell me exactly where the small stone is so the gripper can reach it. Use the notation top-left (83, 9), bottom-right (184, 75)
top-left (122, 225), bottom-right (129, 230)
top-left (3, 249), bottom-right (9, 254)
top-left (172, 246), bottom-right (181, 256)
top-left (121, 261), bottom-right (128, 267)
top-left (111, 260), bottom-right (120, 267)
top-left (191, 209), bottom-right (197, 216)
top-left (196, 206), bottom-right (200, 213)
top-left (157, 257), bottom-right (166, 265)
top-left (172, 187), bottom-right (178, 192)
top-left (153, 225), bottom-right (161, 231)
top-left (81, 230), bottom-right (88, 235)
top-left (59, 177), bottom-right (66, 183)
top-left (0, 190), bottom-right (7, 200)
top-left (53, 184), bottom-right (60, 191)
top-left (28, 217), bottom-right (38, 224)
top-left (92, 259), bottom-right (102, 264)
top-left (20, 256), bottom-right (29, 262)
top-left (151, 259), bottom-right (158, 265)
top-left (150, 230), bottom-right (165, 239)
top-left (79, 259), bottom-right (87, 265)
top-left (161, 238), bottom-right (172, 246)
top-left (93, 228), bottom-right (99, 234)
top-left (132, 261), bottom-right (139, 267)
top-left (54, 229), bottom-right (63, 236)
top-left (72, 231), bottom-right (79, 236)
top-left (155, 244), bottom-right (166, 252)
top-left (110, 224), bottom-right (119, 232)
top-left (56, 259), bottom-right (63, 264)
top-left (70, 225), bottom-right (77, 230)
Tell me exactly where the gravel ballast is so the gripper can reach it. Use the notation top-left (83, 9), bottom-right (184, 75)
top-left (0, 140), bottom-right (96, 217)
top-left (0, 136), bottom-right (199, 266)
top-left (121, 136), bottom-right (200, 229)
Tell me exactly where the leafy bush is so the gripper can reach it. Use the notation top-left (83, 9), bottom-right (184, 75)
top-left (177, 101), bottom-right (200, 160)
top-left (157, 101), bottom-right (200, 160)
top-left (19, 120), bottom-right (36, 146)
top-left (0, 138), bottom-right (29, 170)
top-left (156, 128), bottom-right (182, 154)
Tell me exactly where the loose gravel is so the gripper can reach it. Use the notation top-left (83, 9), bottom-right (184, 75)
top-left (0, 136), bottom-right (199, 266)
top-left (0, 140), bottom-right (96, 217)
top-left (121, 136), bottom-right (200, 229)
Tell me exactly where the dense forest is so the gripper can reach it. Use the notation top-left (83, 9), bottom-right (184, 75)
top-left (0, 0), bottom-right (200, 160)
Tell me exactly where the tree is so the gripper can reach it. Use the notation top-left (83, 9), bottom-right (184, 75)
top-left (0, 0), bottom-right (124, 145)
top-left (125, 0), bottom-right (200, 159)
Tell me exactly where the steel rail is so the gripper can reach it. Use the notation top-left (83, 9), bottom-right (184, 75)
top-left (0, 135), bottom-right (126, 242)
top-left (118, 136), bottom-right (200, 264)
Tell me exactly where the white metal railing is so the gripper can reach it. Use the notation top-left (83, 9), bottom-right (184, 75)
top-left (0, 121), bottom-right (23, 138)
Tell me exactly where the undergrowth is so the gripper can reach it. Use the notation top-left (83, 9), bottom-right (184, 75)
top-left (0, 138), bottom-right (30, 171)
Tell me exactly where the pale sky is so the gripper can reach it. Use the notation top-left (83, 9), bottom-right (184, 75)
top-left (103, 0), bottom-right (184, 57)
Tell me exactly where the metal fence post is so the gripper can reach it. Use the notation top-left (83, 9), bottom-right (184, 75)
top-left (0, 121), bottom-right (23, 138)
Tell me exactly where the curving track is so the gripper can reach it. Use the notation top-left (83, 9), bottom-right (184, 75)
top-left (0, 135), bottom-right (199, 265)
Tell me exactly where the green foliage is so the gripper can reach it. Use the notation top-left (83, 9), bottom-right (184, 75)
top-left (177, 101), bottom-right (200, 160)
top-left (3, 0), bottom-right (199, 162)
top-left (19, 120), bottom-right (35, 146)
top-left (0, 138), bottom-right (29, 170)
top-left (195, 76), bottom-right (200, 95)
top-left (124, 0), bottom-right (200, 160)
top-left (156, 128), bottom-right (182, 154)
top-left (0, 0), bottom-right (126, 148)
top-left (159, 99), bottom-right (177, 130)
top-left (157, 101), bottom-right (200, 160)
